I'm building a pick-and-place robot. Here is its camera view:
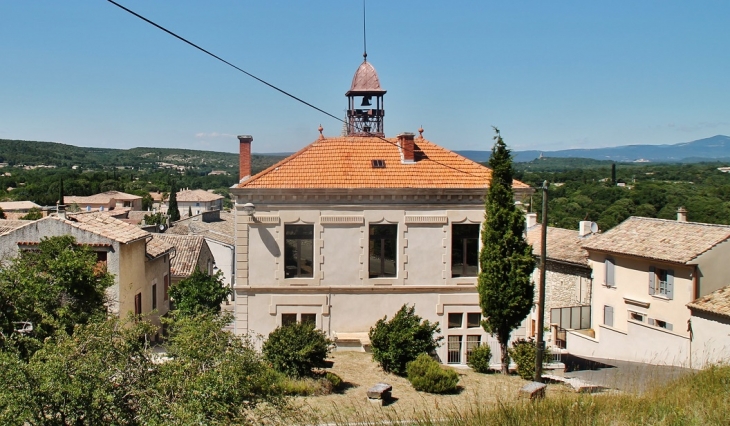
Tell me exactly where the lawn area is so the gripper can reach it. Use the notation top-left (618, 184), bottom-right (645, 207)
top-left (292, 351), bottom-right (574, 424)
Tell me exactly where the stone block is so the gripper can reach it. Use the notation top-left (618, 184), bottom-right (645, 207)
top-left (518, 381), bottom-right (546, 400)
top-left (367, 382), bottom-right (392, 404)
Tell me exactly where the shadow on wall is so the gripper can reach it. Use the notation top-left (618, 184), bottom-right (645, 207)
top-left (257, 226), bottom-right (281, 257)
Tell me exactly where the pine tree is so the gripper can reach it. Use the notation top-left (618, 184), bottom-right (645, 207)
top-left (168, 182), bottom-right (180, 222)
top-left (478, 128), bottom-right (536, 374)
top-left (188, 206), bottom-right (193, 218)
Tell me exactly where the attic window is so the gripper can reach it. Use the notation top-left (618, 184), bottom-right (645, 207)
top-left (371, 159), bottom-right (386, 168)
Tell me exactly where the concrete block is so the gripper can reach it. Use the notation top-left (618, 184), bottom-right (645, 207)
top-left (518, 381), bottom-right (546, 400)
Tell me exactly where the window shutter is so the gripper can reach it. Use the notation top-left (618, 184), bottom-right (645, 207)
top-left (666, 270), bottom-right (674, 299)
top-left (666, 322), bottom-right (673, 331)
top-left (648, 266), bottom-right (655, 295)
top-left (604, 305), bottom-right (614, 327)
top-left (605, 258), bottom-right (615, 287)
top-left (648, 318), bottom-right (655, 326)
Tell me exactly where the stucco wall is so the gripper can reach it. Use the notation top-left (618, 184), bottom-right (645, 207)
top-left (694, 238), bottom-right (730, 297)
top-left (118, 240), bottom-right (148, 317)
top-left (689, 312), bottom-right (730, 368)
top-left (205, 239), bottom-right (234, 287)
top-left (144, 252), bottom-right (170, 330)
top-left (528, 260), bottom-right (592, 333)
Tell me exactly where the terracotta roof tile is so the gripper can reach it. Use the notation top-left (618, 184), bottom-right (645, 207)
top-left (238, 136), bottom-right (528, 190)
top-left (64, 212), bottom-right (149, 244)
top-left (146, 235), bottom-right (174, 259)
top-left (154, 234), bottom-right (206, 277)
top-left (582, 217), bottom-right (730, 264)
top-left (526, 226), bottom-right (594, 266)
top-left (0, 201), bottom-right (41, 210)
top-left (176, 189), bottom-right (223, 202)
top-left (0, 219), bottom-right (35, 236)
top-left (167, 211), bottom-right (234, 246)
top-left (687, 285), bottom-right (730, 319)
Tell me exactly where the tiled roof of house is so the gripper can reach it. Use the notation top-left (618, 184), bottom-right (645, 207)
top-left (582, 217), bottom-right (730, 264)
top-left (176, 189), bottom-right (223, 202)
top-left (146, 235), bottom-right (175, 259)
top-left (64, 212), bottom-right (149, 244)
top-left (687, 285), bottom-right (730, 319)
top-left (526, 226), bottom-right (593, 267)
top-left (166, 211), bottom-right (234, 246)
top-left (237, 136), bottom-right (529, 190)
top-left (0, 219), bottom-right (35, 235)
top-left (66, 191), bottom-right (140, 205)
top-left (154, 234), bottom-right (206, 277)
top-left (0, 201), bottom-right (41, 210)
top-left (125, 211), bottom-right (150, 225)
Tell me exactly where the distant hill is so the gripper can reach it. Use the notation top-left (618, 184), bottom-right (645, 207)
top-left (0, 139), bottom-right (286, 174)
top-left (456, 135), bottom-right (730, 163)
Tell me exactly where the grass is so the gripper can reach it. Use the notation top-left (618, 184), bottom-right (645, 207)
top-left (280, 352), bottom-right (730, 425)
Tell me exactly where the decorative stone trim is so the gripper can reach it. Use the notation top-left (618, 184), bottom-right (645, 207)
top-left (269, 295), bottom-right (330, 316)
top-left (404, 215), bottom-right (448, 224)
top-left (436, 293), bottom-right (480, 315)
top-left (320, 215), bottom-right (365, 224)
top-left (239, 215), bottom-right (280, 224)
top-left (623, 297), bottom-right (650, 308)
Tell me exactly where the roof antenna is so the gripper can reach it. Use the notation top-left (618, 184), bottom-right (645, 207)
top-left (363, 0), bottom-right (367, 61)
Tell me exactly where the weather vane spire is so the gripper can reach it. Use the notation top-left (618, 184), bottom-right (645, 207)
top-left (363, 0), bottom-right (367, 60)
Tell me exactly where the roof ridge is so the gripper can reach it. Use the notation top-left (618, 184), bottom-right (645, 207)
top-left (240, 138), bottom-right (322, 187)
top-left (628, 216), bottom-right (730, 229)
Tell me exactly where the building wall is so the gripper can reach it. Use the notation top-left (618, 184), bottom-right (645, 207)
top-left (689, 311), bottom-right (730, 368)
top-left (178, 200), bottom-right (222, 216)
top-left (118, 239), bottom-right (148, 318)
top-left (144, 253), bottom-right (171, 330)
top-left (694, 239), bottom-right (730, 297)
top-left (205, 239), bottom-right (234, 288)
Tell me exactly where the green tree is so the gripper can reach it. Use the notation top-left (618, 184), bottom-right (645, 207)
top-left (369, 304), bottom-right (442, 376)
top-left (168, 181), bottom-right (180, 222)
top-left (188, 205), bottom-right (193, 217)
top-left (0, 235), bottom-right (113, 358)
top-left (169, 269), bottom-right (230, 316)
top-left (263, 321), bottom-right (332, 378)
top-left (141, 192), bottom-right (153, 211)
top-left (478, 129), bottom-right (536, 374)
top-left (19, 207), bottom-right (42, 220)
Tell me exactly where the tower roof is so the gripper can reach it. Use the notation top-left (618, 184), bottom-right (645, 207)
top-left (346, 60), bottom-right (386, 96)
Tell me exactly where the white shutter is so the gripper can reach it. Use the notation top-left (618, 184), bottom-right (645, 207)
top-left (605, 258), bottom-right (615, 287)
top-left (666, 270), bottom-right (674, 299)
top-left (604, 305), bottom-right (614, 327)
top-left (648, 266), bottom-right (656, 295)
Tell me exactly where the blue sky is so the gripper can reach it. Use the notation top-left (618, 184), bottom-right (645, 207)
top-left (1, 1), bottom-right (728, 154)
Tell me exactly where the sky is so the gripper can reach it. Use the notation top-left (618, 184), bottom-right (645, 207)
top-left (0, 1), bottom-right (728, 154)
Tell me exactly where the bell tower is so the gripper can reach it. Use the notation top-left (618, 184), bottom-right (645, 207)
top-left (346, 53), bottom-right (386, 136)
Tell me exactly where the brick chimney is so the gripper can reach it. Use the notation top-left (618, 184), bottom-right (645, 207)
top-left (237, 135), bottom-right (253, 182)
top-left (398, 132), bottom-right (416, 163)
top-left (677, 207), bottom-right (687, 222)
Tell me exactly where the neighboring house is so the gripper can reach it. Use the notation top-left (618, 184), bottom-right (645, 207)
top-left (0, 201), bottom-right (43, 220)
top-left (154, 234), bottom-right (215, 285)
top-left (171, 189), bottom-right (223, 217)
top-left (687, 286), bottom-right (730, 368)
top-left (0, 211), bottom-right (173, 334)
top-left (0, 219), bottom-right (35, 235)
top-left (65, 191), bottom-right (143, 212)
top-left (567, 214), bottom-right (730, 367)
top-left (229, 56), bottom-right (533, 366)
top-left (166, 210), bottom-right (235, 291)
top-left (525, 215), bottom-right (594, 346)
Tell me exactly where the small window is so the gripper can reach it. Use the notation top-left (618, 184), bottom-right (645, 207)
top-left (301, 313), bottom-right (316, 325)
top-left (605, 258), bottom-right (615, 287)
top-left (630, 312), bottom-right (644, 322)
top-left (447, 335), bottom-right (462, 364)
top-left (96, 251), bottom-right (108, 262)
top-left (452, 224), bottom-right (480, 277)
top-left (285, 225), bottom-right (314, 278)
top-left (603, 305), bottom-right (614, 327)
top-left (371, 159), bottom-right (386, 168)
top-left (369, 224), bottom-right (398, 278)
top-left (653, 319), bottom-right (673, 331)
top-left (448, 313), bottom-right (463, 329)
top-left (151, 284), bottom-right (157, 310)
top-left (467, 313), bottom-right (481, 328)
top-left (466, 335), bottom-right (481, 361)
top-left (134, 293), bottom-right (142, 316)
top-left (281, 314), bottom-right (297, 327)
top-left (649, 268), bottom-right (674, 299)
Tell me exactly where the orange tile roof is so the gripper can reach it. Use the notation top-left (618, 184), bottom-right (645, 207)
top-left (687, 285), bottom-right (730, 319)
top-left (154, 234), bottom-right (206, 277)
top-left (526, 225), bottom-right (595, 267)
top-left (237, 136), bottom-right (529, 190)
top-left (64, 212), bottom-right (149, 244)
top-left (146, 235), bottom-right (175, 259)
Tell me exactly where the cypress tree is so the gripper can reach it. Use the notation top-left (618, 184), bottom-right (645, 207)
top-left (59, 178), bottom-right (65, 205)
top-left (478, 128), bottom-right (536, 374)
top-left (168, 182), bottom-right (180, 222)
top-left (188, 205), bottom-right (193, 217)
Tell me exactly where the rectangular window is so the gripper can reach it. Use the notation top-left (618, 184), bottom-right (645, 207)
top-left (163, 275), bottom-right (169, 301)
top-left (134, 293), bottom-right (142, 316)
top-left (605, 258), bottom-right (615, 287)
top-left (630, 311), bottom-right (644, 322)
top-left (447, 335), bottom-right (462, 364)
top-left (369, 224), bottom-right (397, 278)
top-left (448, 313), bottom-right (463, 329)
top-left (96, 251), bottom-right (108, 262)
top-left (451, 224), bottom-right (480, 277)
top-left (151, 284), bottom-right (157, 310)
top-left (284, 225), bottom-right (314, 278)
top-left (281, 313), bottom-right (297, 327)
top-left (301, 313), bottom-right (317, 325)
top-left (650, 318), bottom-right (673, 331)
top-left (649, 267), bottom-right (674, 299)
top-left (603, 305), bottom-right (614, 327)
top-left (467, 313), bottom-right (481, 328)
top-left (466, 335), bottom-right (481, 361)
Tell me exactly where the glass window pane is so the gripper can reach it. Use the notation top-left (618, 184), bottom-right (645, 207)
top-left (448, 313), bottom-right (463, 329)
top-left (301, 313), bottom-right (316, 325)
top-left (369, 224), bottom-right (397, 278)
top-left (285, 225), bottom-right (314, 278)
top-left (447, 335), bottom-right (462, 364)
top-left (466, 335), bottom-right (481, 361)
top-left (467, 313), bottom-right (481, 328)
top-left (452, 224), bottom-right (480, 277)
top-left (282, 313), bottom-right (297, 327)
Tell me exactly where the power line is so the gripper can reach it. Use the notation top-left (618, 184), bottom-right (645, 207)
top-left (106, 0), bottom-right (486, 179)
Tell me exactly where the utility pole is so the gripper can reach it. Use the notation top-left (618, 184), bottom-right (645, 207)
top-left (534, 180), bottom-right (549, 382)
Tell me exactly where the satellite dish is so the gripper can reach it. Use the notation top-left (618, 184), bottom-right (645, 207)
top-left (590, 222), bottom-right (599, 234)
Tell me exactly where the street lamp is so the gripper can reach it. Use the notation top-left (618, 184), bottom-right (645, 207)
top-left (243, 202), bottom-right (255, 216)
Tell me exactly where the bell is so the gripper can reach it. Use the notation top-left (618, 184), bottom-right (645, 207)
top-left (360, 96), bottom-right (372, 107)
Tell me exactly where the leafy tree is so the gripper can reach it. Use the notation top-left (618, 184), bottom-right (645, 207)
top-left (143, 212), bottom-right (166, 226)
top-left (478, 129), bottom-right (536, 374)
top-left (19, 207), bottom-right (42, 220)
top-left (141, 192), bottom-right (153, 211)
top-left (369, 304), bottom-right (442, 376)
top-left (169, 269), bottom-right (229, 316)
top-left (0, 235), bottom-right (113, 358)
top-left (0, 207), bottom-right (5, 219)
top-left (263, 321), bottom-right (332, 378)
top-left (168, 181), bottom-right (181, 222)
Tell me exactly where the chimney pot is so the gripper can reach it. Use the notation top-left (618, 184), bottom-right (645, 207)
top-left (57, 204), bottom-right (67, 220)
top-left (398, 132), bottom-right (416, 163)
top-left (525, 213), bottom-right (538, 229)
top-left (677, 207), bottom-right (687, 222)
top-left (238, 135), bottom-right (253, 182)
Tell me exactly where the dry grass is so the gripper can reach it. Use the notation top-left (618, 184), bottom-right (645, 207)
top-left (291, 351), bottom-right (574, 423)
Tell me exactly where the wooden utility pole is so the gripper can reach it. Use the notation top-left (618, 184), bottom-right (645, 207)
top-left (534, 180), bottom-right (549, 382)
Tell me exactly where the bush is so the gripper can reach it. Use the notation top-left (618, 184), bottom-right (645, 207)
top-left (467, 344), bottom-right (492, 373)
top-left (508, 338), bottom-right (551, 380)
top-left (324, 372), bottom-right (343, 389)
top-left (406, 353), bottom-right (459, 394)
top-left (263, 321), bottom-right (332, 378)
top-left (369, 304), bottom-right (442, 375)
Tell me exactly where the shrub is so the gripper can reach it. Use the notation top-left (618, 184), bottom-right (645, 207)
top-left (263, 321), bottom-right (332, 378)
top-left (508, 338), bottom-right (551, 380)
top-left (467, 344), bottom-right (493, 373)
top-left (406, 353), bottom-right (459, 394)
top-left (369, 304), bottom-right (442, 375)
top-left (324, 372), bottom-right (343, 389)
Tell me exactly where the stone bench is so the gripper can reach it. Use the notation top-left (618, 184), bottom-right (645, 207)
top-left (367, 383), bottom-right (392, 405)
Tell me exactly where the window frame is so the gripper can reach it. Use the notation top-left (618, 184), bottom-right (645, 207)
top-left (151, 283), bottom-right (157, 310)
top-left (451, 224), bottom-right (480, 278)
top-left (368, 224), bottom-right (398, 278)
top-left (284, 224), bottom-right (315, 279)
